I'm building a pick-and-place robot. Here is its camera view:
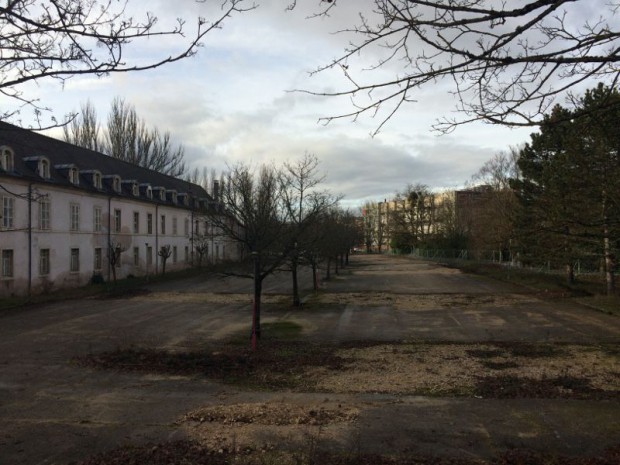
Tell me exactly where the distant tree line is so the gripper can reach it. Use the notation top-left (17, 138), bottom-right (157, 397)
top-left (363, 84), bottom-right (619, 295)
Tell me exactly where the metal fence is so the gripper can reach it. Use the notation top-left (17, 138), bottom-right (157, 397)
top-left (404, 248), bottom-right (604, 276)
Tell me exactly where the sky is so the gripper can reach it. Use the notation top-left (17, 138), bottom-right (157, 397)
top-left (4, 0), bottom-right (593, 209)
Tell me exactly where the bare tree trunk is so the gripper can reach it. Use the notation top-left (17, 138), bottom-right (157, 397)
top-left (291, 255), bottom-right (300, 307)
top-left (565, 263), bottom-right (575, 286)
top-left (603, 220), bottom-right (615, 296)
top-left (253, 256), bottom-right (262, 341)
top-left (312, 259), bottom-right (318, 291)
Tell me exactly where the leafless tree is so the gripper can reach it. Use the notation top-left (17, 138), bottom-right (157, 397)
top-left (389, 184), bottom-right (436, 251)
top-left (205, 162), bottom-right (292, 344)
top-left (158, 245), bottom-right (172, 275)
top-left (62, 101), bottom-right (101, 151)
top-left (0, 0), bottom-right (254, 128)
top-left (295, 1), bottom-right (620, 134)
top-left (107, 240), bottom-right (127, 283)
top-left (467, 150), bottom-right (522, 259)
top-left (192, 233), bottom-right (210, 267)
top-left (64, 98), bottom-right (186, 176)
top-left (280, 153), bottom-right (339, 306)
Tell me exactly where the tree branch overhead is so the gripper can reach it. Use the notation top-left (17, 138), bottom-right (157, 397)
top-left (295, 0), bottom-right (620, 134)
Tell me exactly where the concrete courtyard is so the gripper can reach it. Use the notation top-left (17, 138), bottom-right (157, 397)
top-left (0, 254), bottom-right (618, 464)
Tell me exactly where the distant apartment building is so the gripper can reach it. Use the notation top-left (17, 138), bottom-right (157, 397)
top-left (0, 122), bottom-right (240, 297)
top-left (362, 190), bottom-right (455, 252)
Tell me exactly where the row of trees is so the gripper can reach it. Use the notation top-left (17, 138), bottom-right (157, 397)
top-left (204, 154), bottom-right (361, 345)
top-left (63, 99), bottom-right (186, 176)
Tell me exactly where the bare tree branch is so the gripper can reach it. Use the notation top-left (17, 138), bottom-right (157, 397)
top-left (293, 1), bottom-right (620, 134)
top-left (0, 0), bottom-right (255, 127)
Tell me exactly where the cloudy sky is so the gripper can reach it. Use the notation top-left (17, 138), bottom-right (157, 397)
top-left (7, 0), bottom-right (578, 208)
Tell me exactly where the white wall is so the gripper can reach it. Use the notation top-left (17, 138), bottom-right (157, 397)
top-left (0, 178), bottom-right (241, 297)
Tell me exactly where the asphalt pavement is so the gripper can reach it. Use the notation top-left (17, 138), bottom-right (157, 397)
top-left (0, 254), bottom-right (618, 464)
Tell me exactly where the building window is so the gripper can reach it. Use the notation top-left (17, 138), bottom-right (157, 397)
top-left (2, 249), bottom-right (14, 277)
top-left (2, 196), bottom-right (14, 229)
top-left (132, 182), bottom-right (139, 196)
top-left (94, 248), bottom-right (102, 270)
top-left (113, 176), bottom-right (121, 193)
top-left (184, 246), bottom-right (189, 263)
top-left (70, 248), bottom-right (80, 272)
top-left (146, 186), bottom-right (153, 199)
top-left (39, 198), bottom-right (50, 230)
top-left (172, 217), bottom-right (178, 235)
top-left (172, 246), bottom-right (177, 263)
top-left (94, 206), bottom-right (102, 232)
top-left (146, 246), bottom-right (153, 266)
top-left (69, 167), bottom-right (80, 185)
top-left (161, 215), bottom-right (166, 235)
top-left (133, 212), bottom-right (140, 234)
top-left (93, 172), bottom-right (102, 189)
top-left (133, 247), bottom-right (140, 266)
top-left (39, 159), bottom-right (50, 179)
top-left (184, 218), bottom-right (189, 236)
top-left (39, 249), bottom-right (50, 276)
top-left (0, 146), bottom-right (14, 171)
top-left (114, 209), bottom-right (121, 233)
top-left (70, 203), bottom-right (80, 232)
top-left (147, 213), bottom-right (153, 234)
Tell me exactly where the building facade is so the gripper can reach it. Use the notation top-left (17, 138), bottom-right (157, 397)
top-left (0, 122), bottom-right (239, 297)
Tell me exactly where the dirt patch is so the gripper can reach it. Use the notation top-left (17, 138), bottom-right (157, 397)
top-left (75, 440), bottom-right (620, 465)
top-left (129, 291), bottom-right (287, 305)
top-left (77, 341), bottom-right (619, 399)
top-left (313, 342), bottom-right (619, 397)
top-left (178, 401), bottom-right (361, 454)
top-left (314, 292), bottom-right (538, 311)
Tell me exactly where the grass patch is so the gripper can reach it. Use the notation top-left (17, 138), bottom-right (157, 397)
top-left (260, 321), bottom-right (304, 339)
top-left (480, 360), bottom-right (520, 370)
top-left (447, 261), bottom-right (616, 299)
top-left (503, 342), bottom-right (562, 358)
top-left (76, 340), bottom-right (349, 391)
top-left (76, 340), bottom-right (618, 399)
top-left (474, 375), bottom-right (614, 400)
top-left (577, 295), bottom-right (620, 316)
top-left (0, 266), bottom-right (216, 312)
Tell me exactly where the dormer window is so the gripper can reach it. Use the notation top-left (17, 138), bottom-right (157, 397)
top-left (113, 176), bottom-right (121, 193)
top-left (153, 187), bottom-right (166, 201)
top-left (39, 158), bottom-right (50, 179)
top-left (69, 167), bottom-right (80, 185)
top-left (168, 190), bottom-right (178, 204)
top-left (178, 193), bottom-right (189, 206)
top-left (139, 183), bottom-right (153, 199)
top-left (132, 182), bottom-right (139, 196)
top-left (93, 172), bottom-right (102, 189)
top-left (0, 146), bottom-right (14, 172)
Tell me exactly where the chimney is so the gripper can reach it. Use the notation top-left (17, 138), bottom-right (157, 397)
top-left (213, 180), bottom-right (220, 202)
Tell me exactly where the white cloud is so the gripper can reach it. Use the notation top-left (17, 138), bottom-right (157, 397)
top-left (10, 0), bottom-right (559, 209)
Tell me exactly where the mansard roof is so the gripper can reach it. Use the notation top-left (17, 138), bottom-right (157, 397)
top-left (0, 121), bottom-right (209, 207)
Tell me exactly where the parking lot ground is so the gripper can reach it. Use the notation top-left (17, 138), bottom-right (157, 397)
top-left (0, 254), bottom-right (618, 464)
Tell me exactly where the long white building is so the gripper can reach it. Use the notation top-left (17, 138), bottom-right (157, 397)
top-left (0, 122), bottom-right (239, 297)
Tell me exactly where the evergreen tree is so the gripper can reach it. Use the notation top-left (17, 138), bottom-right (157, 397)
top-left (513, 85), bottom-right (619, 293)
